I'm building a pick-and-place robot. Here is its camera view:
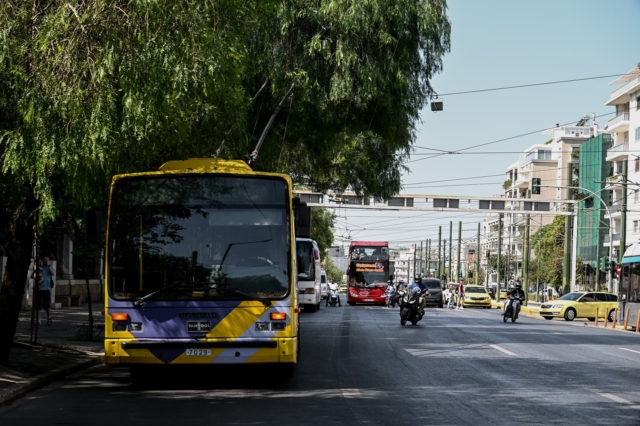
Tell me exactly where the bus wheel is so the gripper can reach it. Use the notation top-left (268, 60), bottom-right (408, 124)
top-left (316, 302), bottom-right (320, 311)
top-left (307, 304), bottom-right (316, 313)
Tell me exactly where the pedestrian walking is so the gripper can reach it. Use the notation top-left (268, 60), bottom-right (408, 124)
top-left (36, 255), bottom-right (55, 325)
top-left (445, 284), bottom-right (455, 309)
top-left (456, 279), bottom-right (465, 310)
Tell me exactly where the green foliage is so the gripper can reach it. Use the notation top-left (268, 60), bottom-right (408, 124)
top-left (322, 257), bottom-right (345, 284)
top-left (310, 208), bottom-right (334, 256)
top-left (502, 179), bottom-right (512, 190)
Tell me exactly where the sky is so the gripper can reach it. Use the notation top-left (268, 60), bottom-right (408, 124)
top-left (331, 0), bottom-right (640, 251)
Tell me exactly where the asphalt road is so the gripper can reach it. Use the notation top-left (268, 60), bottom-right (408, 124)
top-left (2, 304), bottom-right (640, 426)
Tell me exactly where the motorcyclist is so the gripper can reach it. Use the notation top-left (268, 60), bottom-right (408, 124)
top-left (504, 282), bottom-right (525, 317)
top-left (326, 279), bottom-right (342, 306)
top-left (408, 274), bottom-right (429, 313)
top-left (385, 281), bottom-right (395, 307)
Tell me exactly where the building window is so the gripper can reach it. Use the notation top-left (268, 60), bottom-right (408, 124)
top-left (636, 157), bottom-right (640, 172)
top-left (634, 221), bottom-right (639, 234)
top-left (636, 127), bottom-right (640, 141)
top-left (635, 190), bottom-right (639, 204)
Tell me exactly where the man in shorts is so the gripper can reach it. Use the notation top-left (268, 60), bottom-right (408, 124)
top-left (36, 255), bottom-right (55, 325)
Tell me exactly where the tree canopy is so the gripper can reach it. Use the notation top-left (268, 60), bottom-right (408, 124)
top-left (0, 0), bottom-right (451, 363)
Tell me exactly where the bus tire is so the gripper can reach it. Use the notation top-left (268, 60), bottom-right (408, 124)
top-left (307, 304), bottom-right (316, 313)
top-left (278, 363), bottom-right (295, 379)
top-left (316, 302), bottom-right (320, 311)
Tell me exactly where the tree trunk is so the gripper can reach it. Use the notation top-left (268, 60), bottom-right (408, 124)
top-left (85, 261), bottom-right (93, 341)
top-left (0, 192), bottom-right (38, 364)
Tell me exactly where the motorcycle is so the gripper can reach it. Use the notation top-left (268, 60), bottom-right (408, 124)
top-left (503, 295), bottom-right (522, 323)
top-left (385, 285), bottom-right (396, 308)
top-left (400, 287), bottom-right (424, 326)
top-left (396, 288), bottom-right (408, 309)
top-left (328, 288), bottom-right (339, 307)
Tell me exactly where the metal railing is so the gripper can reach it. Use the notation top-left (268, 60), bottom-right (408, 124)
top-left (607, 142), bottom-right (629, 155)
top-left (604, 233), bottom-right (620, 243)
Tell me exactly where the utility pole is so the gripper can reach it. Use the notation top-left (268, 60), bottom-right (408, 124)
top-left (442, 239), bottom-right (447, 280)
top-left (497, 214), bottom-right (503, 294)
top-left (449, 221), bottom-right (453, 283)
top-left (413, 244), bottom-right (416, 279)
top-left (523, 189), bottom-right (531, 306)
top-left (457, 221), bottom-right (462, 282)
top-left (419, 241), bottom-right (423, 277)
top-left (563, 163), bottom-right (573, 296)
top-left (476, 223), bottom-right (480, 286)
top-left (537, 218), bottom-right (542, 302)
top-left (507, 215), bottom-right (512, 285)
top-left (619, 160), bottom-right (628, 275)
top-left (438, 226), bottom-right (442, 278)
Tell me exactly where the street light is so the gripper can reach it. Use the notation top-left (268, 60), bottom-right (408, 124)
top-left (540, 185), bottom-right (613, 292)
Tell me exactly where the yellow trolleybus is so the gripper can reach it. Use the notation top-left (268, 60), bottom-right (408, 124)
top-left (103, 158), bottom-right (305, 378)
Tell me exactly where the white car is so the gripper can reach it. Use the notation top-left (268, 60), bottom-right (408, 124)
top-left (320, 269), bottom-right (328, 299)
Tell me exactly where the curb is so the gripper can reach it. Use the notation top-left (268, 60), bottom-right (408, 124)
top-left (0, 354), bottom-right (104, 405)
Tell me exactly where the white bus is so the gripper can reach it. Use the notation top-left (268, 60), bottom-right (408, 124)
top-left (296, 238), bottom-right (322, 312)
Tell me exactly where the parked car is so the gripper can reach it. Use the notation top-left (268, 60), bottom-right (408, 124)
top-left (338, 284), bottom-right (348, 293)
top-left (422, 279), bottom-right (443, 308)
top-left (539, 292), bottom-right (618, 321)
top-left (462, 286), bottom-right (492, 308)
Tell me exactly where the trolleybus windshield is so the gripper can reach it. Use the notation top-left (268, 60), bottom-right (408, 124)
top-left (108, 175), bottom-right (290, 301)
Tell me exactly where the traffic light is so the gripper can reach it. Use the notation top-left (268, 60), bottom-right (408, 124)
top-left (610, 259), bottom-right (617, 275)
top-left (531, 178), bottom-right (541, 195)
top-left (598, 256), bottom-right (610, 271)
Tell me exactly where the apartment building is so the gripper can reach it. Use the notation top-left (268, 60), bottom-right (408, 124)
top-left (601, 68), bottom-right (640, 261)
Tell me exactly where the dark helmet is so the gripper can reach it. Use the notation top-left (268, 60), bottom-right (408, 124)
top-left (515, 282), bottom-right (523, 289)
top-left (414, 274), bottom-right (422, 281)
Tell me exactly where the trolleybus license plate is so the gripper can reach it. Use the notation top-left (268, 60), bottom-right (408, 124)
top-left (186, 349), bottom-right (211, 356)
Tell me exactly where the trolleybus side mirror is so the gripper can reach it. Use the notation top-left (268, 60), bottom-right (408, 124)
top-left (294, 198), bottom-right (312, 238)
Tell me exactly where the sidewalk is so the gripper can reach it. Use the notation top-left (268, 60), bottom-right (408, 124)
top-left (0, 302), bottom-right (105, 405)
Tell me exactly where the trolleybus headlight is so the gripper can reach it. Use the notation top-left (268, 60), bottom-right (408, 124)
top-left (350, 291), bottom-right (358, 297)
top-left (255, 322), bottom-right (270, 331)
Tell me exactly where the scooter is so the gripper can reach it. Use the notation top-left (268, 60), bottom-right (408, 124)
top-left (400, 287), bottom-right (424, 326)
top-left (503, 295), bottom-right (521, 323)
top-left (328, 288), bottom-right (339, 307)
top-left (385, 285), bottom-right (396, 308)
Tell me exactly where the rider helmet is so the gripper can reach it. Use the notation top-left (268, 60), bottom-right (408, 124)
top-left (509, 283), bottom-right (515, 290)
top-left (414, 273), bottom-right (422, 282)
top-left (515, 282), bottom-right (522, 289)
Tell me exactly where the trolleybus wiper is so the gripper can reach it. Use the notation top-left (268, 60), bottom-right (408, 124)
top-left (134, 281), bottom-right (210, 306)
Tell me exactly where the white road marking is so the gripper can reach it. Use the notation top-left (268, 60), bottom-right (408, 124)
top-left (489, 344), bottom-right (518, 356)
top-left (341, 388), bottom-right (362, 399)
top-left (598, 393), bottom-right (633, 404)
top-left (619, 347), bottom-right (640, 355)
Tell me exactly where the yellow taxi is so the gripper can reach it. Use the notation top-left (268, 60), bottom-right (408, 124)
top-left (462, 286), bottom-right (492, 308)
top-left (539, 292), bottom-right (618, 322)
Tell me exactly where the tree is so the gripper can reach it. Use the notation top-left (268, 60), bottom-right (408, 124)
top-left (0, 1), bottom-right (451, 363)
top-left (310, 208), bottom-right (335, 257)
top-left (322, 257), bottom-right (345, 284)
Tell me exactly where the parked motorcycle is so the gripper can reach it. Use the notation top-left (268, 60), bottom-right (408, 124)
top-left (328, 288), bottom-right (339, 307)
top-left (385, 285), bottom-right (396, 308)
top-left (503, 295), bottom-right (521, 323)
top-left (400, 287), bottom-right (424, 326)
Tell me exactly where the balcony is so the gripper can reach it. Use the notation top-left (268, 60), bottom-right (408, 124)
top-left (606, 173), bottom-right (624, 188)
top-left (606, 142), bottom-right (629, 162)
top-left (607, 76), bottom-right (640, 105)
top-left (604, 233), bottom-right (621, 247)
top-left (607, 112), bottom-right (630, 132)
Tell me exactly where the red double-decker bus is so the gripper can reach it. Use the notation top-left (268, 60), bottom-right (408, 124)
top-left (347, 241), bottom-right (389, 305)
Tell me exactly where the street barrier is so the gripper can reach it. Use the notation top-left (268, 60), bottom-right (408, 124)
top-left (595, 308), bottom-right (599, 327)
top-left (603, 311), bottom-right (609, 328)
top-left (636, 310), bottom-right (640, 334)
top-left (623, 308), bottom-right (630, 330)
top-left (612, 308), bottom-right (618, 328)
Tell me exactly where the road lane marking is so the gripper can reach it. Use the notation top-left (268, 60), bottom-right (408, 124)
top-left (620, 348), bottom-right (640, 355)
top-left (341, 388), bottom-right (362, 399)
top-left (489, 344), bottom-right (518, 356)
top-left (598, 393), bottom-right (633, 404)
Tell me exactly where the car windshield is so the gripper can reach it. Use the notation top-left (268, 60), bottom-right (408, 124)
top-left (108, 175), bottom-right (290, 301)
top-left (559, 292), bottom-right (584, 301)
top-left (465, 287), bottom-right (487, 294)
top-left (424, 280), bottom-right (441, 289)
